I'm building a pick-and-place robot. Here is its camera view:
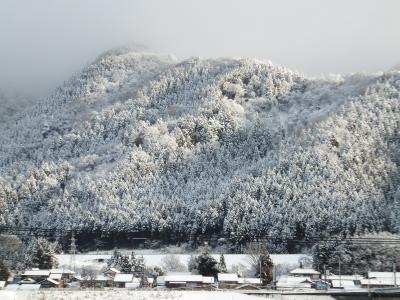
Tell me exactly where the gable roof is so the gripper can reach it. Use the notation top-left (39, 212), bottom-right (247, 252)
top-left (238, 278), bottom-right (262, 284)
top-left (40, 278), bottom-right (58, 285)
top-left (113, 274), bottom-right (134, 283)
top-left (218, 273), bottom-right (239, 282)
top-left (202, 276), bottom-right (214, 284)
top-left (165, 275), bottom-right (203, 283)
top-left (331, 279), bottom-right (356, 288)
top-left (50, 269), bottom-right (75, 275)
top-left (104, 268), bottom-right (120, 274)
top-left (369, 272), bottom-right (400, 279)
top-left (19, 278), bottom-right (37, 284)
top-left (22, 270), bottom-right (50, 277)
top-left (290, 268), bottom-right (320, 275)
top-left (49, 273), bottom-right (62, 280)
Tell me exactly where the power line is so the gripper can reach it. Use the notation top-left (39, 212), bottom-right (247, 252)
top-left (1, 224), bottom-right (400, 245)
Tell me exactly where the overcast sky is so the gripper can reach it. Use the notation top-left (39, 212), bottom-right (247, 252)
top-left (0, 0), bottom-right (399, 98)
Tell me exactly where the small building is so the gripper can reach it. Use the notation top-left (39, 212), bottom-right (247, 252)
top-left (238, 278), bottom-right (262, 285)
top-left (103, 268), bottom-right (120, 279)
top-left (0, 281), bottom-right (6, 289)
top-left (276, 276), bottom-right (313, 290)
top-left (331, 279), bottom-right (356, 289)
top-left (40, 278), bottom-right (61, 289)
top-left (21, 269), bottom-right (50, 282)
top-left (50, 269), bottom-right (76, 281)
top-left (218, 273), bottom-right (239, 288)
top-left (361, 278), bottom-right (398, 288)
top-left (164, 275), bottom-right (207, 289)
top-left (113, 273), bottom-right (134, 288)
top-left (125, 278), bottom-right (141, 289)
top-left (289, 268), bottom-right (320, 280)
top-left (235, 284), bottom-right (261, 290)
top-left (19, 278), bottom-right (37, 285)
top-left (369, 272), bottom-right (400, 279)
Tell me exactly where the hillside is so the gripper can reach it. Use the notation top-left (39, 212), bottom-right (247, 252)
top-left (0, 49), bottom-right (399, 251)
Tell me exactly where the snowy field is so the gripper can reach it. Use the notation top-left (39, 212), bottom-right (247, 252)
top-left (56, 253), bottom-right (307, 273)
top-left (0, 290), bottom-right (266, 300)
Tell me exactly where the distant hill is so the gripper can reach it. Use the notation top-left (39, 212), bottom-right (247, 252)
top-left (0, 49), bottom-right (399, 251)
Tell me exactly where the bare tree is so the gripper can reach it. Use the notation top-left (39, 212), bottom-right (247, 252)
top-left (81, 266), bottom-right (98, 288)
top-left (161, 255), bottom-right (186, 272)
top-left (246, 242), bottom-right (273, 285)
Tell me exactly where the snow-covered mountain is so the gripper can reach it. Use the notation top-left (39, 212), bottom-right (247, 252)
top-left (0, 49), bottom-right (399, 250)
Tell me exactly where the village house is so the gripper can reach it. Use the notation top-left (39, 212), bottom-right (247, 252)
top-left (164, 275), bottom-right (214, 289)
top-left (276, 275), bottom-right (313, 290)
top-left (125, 278), bottom-right (141, 289)
top-left (49, 269), bottom-right (76, 281)
top-left (217, 273), bottom-right (239, 289)
top-left (360, 272), bottom-right (400, 288)
top-left (113, 273), bottom-right (134, 288)
top-left (21, 269), bottom-right (50, 282)
top-left (326, 274), bottom-right (363, 289)
top-left (289, 268), bottom-right (320, 280)
top-left (18, 278), bottom-right (38, 285)
top-left (217, 273), bottom-right (262, 289)
top-left (39, 278), bottom-right (62, 289)
top-left (103, 268), bottom-right (120, 279)
top-left (0, 281), bottom-right (6, 289)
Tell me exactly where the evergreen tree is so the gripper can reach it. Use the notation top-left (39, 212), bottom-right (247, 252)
top-left (0, 260), bottom-right (10, 281)
top-left (140, 273), bottom-right (149, 287)
top-left (218, 254), bottom-right (227, 273)
top-left (196, 248), bottom-right (219, 277)
top-left (120, 255), bottom-right (133, 273)
top-left (27, 238), bottom-right (58, 269)
top-left (107, 248), bottom-right (123, 269)
top-left (258, 250), bottom-right (274, 285)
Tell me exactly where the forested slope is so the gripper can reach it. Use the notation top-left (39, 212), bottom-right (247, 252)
top-left (0, 49), bottom-right (399, 250)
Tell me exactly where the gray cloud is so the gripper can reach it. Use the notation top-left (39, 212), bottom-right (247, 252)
top-left (0, 0), bottom-right (399, 98)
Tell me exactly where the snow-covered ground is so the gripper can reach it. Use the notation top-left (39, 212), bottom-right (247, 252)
top-left (0, 290), bottom-right (266, 300)
top-left (56, 253), bottom-right (307, 274)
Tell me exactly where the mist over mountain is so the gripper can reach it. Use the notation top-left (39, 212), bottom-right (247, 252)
top-left (0, 49), bottom-right (399, 251)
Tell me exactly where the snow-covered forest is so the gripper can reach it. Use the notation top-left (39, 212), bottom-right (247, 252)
top-left (0, 49), bottom-right (399, 250)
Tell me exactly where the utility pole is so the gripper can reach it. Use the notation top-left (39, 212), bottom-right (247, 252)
top-left (339, 257), bottom-right (342, 289)
top-left (69, 231), bottom-right (77, 272)
top-left (394, 262), bottom-right (397, 288)
top-left (324, 264), bottom-right (327, 291)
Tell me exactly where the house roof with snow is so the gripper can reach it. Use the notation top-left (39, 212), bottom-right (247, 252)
top-left (165, 275), bottom-right (204, 283)
top-left (368, 272), bottom-right (400, 279)
top-left (113, 274), bottom-right (134, 283)
top-left (49, 273), bottom-right (62, 280)
top-left (125, 282), bottom-right (140, 289)
top-left (290, 268), bottom-right (320, 275)
top-left (50, 269), bottom-right (75, 275)
top-left (104, 268), bottom-right (120, 274)
top-left (202, 276), bottom-right (215, 284)
top-left (361, 278), bottom-right (398, 286)
top-left (276, 276), bottom-right (313, 288)
top-left (327, 275), bottom-right (363, 281)
top-left (40, 278), bottom-right (59, 285)
top-left (238, 278), bottom-right (262, 284)
top-left (94, 275), bottom-right (111, 281)
top-left (19, 278), bottom-right (37, 284)
top-left (22, 270), bottom-right (50, 277)
top-left (331, 279), bottom-right (356, 288)
top-left (218, 273), bottom-right (239, 282)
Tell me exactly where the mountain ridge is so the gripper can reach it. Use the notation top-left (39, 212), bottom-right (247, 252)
top-left (0, 49), bottom-right (399, 251)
